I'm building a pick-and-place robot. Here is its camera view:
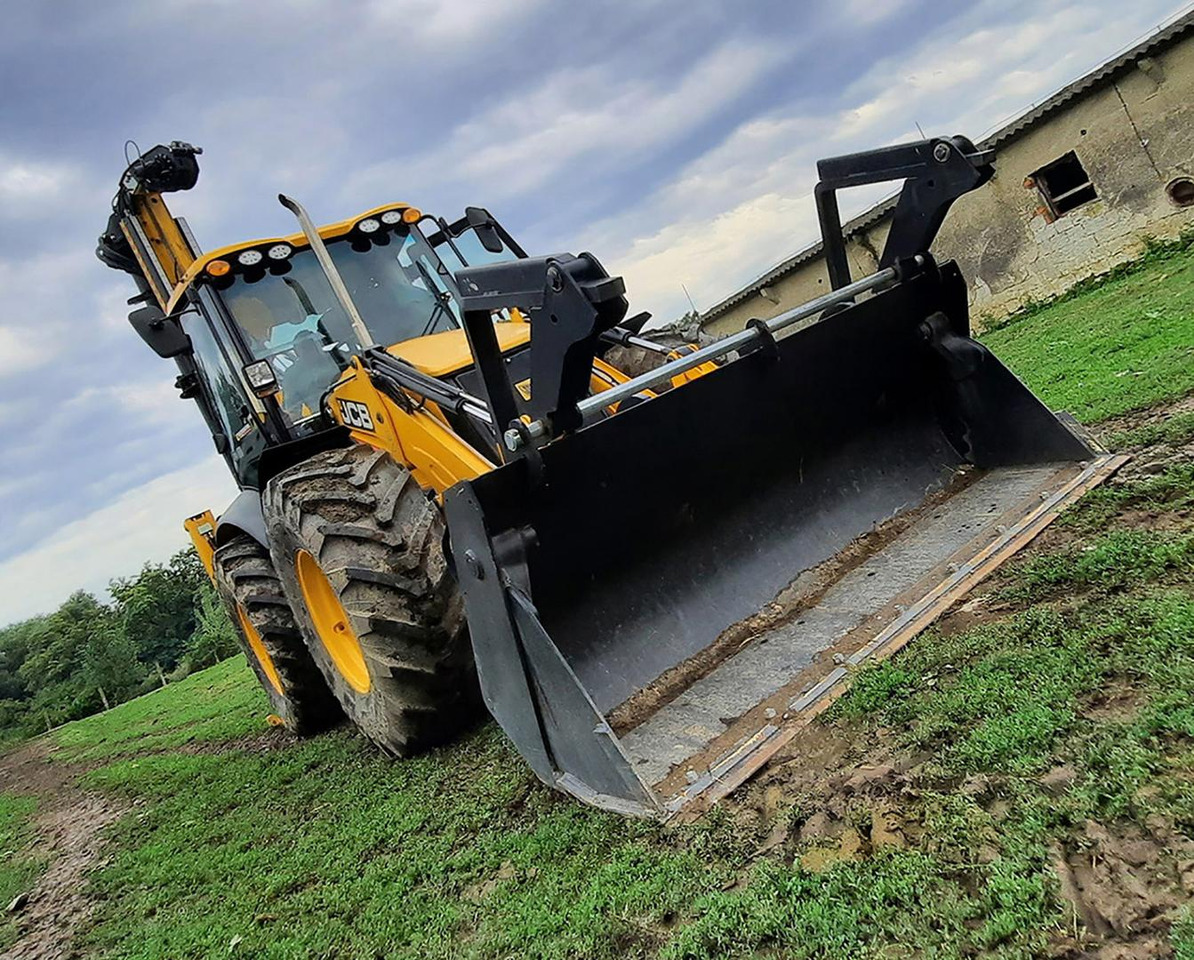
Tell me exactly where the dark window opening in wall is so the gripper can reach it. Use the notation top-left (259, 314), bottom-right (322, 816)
top-left (1167, 177), bottom-right (1194, 208)
top-left (1031, 151), bottom-right (1097, 218)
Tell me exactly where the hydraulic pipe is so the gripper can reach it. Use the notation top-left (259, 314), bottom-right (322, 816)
top-left (571, 260), bottom-right (913, 426)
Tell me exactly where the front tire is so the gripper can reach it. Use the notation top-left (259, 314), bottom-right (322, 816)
top-left (262, 446), bottom-right (475, 756)
top-left (213, 534), bottom-right (340, 733)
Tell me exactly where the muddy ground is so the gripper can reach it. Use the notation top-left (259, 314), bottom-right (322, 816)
top-left (0, 742), bottom-right (126, 960)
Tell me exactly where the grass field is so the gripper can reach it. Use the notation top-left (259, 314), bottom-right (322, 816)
top-left (980, 232), bottom-right (1194, 422)
top-left (0, 795), bottom-right (41, 949)
top-left (4, 234), bottom-right (1194, 959)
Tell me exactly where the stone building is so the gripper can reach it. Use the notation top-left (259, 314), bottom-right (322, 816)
top-left (701, 12), bottom-right (1194, 338)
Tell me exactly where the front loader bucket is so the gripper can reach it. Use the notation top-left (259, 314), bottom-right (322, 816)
top-left (444, 260), bottom-right (1121, 817)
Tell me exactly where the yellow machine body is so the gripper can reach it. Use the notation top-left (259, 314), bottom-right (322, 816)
top-left (183, 510), bottom-right (218, 578)
top-left (321, 326), bottom-right (657, 498)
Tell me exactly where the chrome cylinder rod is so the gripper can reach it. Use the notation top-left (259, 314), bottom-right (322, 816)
top-left (623, 334), bottom-right (672, 355)
top-left (572, 261), bottom-right (909, 426)
top-left (462, 401), bottom-right (493, 424)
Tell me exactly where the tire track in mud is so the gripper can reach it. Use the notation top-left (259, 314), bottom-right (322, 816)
top-left (0, 740), bottom-right (127, 960)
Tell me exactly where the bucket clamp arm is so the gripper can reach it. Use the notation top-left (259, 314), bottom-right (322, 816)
top-left (456, 253), bottom-right (629, 456)
top-left (815, 135), bottom-right (994, 289)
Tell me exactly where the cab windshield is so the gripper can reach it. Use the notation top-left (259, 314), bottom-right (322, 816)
top-left (219, 226), bottom-right (458, 421)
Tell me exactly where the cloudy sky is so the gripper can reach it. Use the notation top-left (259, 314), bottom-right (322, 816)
top-left (0, 0), bottom-right (1188, 625)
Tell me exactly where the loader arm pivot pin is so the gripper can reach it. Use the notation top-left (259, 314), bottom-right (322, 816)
top-left (564, 258), bottom-right (918, 430)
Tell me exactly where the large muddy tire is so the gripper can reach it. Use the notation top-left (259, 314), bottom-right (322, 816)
top-left (262, 445), bottom-right (475, 756)
top-left (213, 534), bottom-right (340, 733)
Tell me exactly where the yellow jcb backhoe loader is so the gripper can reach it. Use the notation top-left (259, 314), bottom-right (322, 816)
top-left (98, 137), bottom-right (1122, 818)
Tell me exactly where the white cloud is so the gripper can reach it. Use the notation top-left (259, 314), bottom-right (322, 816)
top-left (577, 0), bottom-right (1193, 324)
top-left (0, 250), bottom-right (99, 373)
top-left (0, 456), bottom-right (238, 626)
top-left (349, 37), bottom-right (787, 203)
top-left (841, 0), bottom-right (917, 25)
top-left (0, 326), bottom-right (40, 378)
top-left (61, 379), bottom-right (181, 428)
top-left (362, 0), bottom-right (548, 44)
top-left (0, 155), bottom-right (83, 216)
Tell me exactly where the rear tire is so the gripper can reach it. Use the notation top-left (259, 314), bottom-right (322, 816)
top-left (213, 534), bottom-right (340, 734)
top-left (262, 445), bottom-right (475, 756)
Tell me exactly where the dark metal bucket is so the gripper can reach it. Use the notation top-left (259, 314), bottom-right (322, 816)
top-left (445, 260), bottom-right (1098, 816)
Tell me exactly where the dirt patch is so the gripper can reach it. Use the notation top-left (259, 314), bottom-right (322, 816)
top-left (177, 725), bottom-right (304, 756)
top-left (1079, 678), bottom-right (1146, 723)
top-left (721, 717), bottom-right (1194, 956)
top-left (1099, 394), bottom-right (1194, 447)
top-left (716, 718), bottom-right (924, 866)
top-left (1100, 393), bottom-right (1194, 485)
top-left (1050, 820), bottom-right (1194, 957)
top-left (931, 591), bottom-right (1017, 639)
top-left (0, 740), bottom-right (128, 960)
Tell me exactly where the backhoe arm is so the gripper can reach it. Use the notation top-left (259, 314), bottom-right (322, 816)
top-left (96, 141), bottom-right (202, 310)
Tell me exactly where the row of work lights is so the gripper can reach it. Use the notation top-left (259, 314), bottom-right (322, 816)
top-left (204, 206), bottom-right (421, 279)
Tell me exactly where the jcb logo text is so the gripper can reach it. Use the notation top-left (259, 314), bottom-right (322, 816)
top-left (339, 399), bottom-right (375, 431)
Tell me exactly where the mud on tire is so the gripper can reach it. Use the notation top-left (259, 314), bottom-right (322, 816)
top-left (213, 534), bottom-right (340, 733)
top-left (262, 445), bottom-right (475, 756)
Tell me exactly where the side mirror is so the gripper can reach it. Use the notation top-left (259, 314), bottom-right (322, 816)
top-left (129, 304), bottom-right (191, 359)
top-left (465, 206), bottom-right (505, 255)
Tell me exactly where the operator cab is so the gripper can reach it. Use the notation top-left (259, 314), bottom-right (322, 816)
top-left (171, 205), bottom-right (524, 428)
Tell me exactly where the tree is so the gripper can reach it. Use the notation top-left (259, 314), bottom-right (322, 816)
top-left (186, 581), bottom-right (239, 671)
top-left (82, 621), bottom-right (142, 707)
top-left (0, 547), bottom-right (225, 737)
top-left (110, 550), bottom-right (207, 670)
top-left (0, 619), bottom-right (39, 702)
top-left (17, 592), bottom-right (116, 728)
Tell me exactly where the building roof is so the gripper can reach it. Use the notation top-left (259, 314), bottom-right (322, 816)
top-left (700, 8), bottom-right (1194, 325)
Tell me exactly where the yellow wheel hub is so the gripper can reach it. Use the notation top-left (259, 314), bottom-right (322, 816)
top-left (237, 604), bottom-right (284, 696)
top-left (295, 550), bottom-right (371, 694)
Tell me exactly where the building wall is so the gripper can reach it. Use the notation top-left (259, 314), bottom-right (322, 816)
top-left (703, 221), bottom-right (890, 339)
top-left (703, 37), bottom-right (1194, 340)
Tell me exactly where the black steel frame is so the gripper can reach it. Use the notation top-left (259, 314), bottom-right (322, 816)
top-left (814, 135), bottom-right (994, 289)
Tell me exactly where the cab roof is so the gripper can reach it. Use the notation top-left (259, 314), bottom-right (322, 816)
top-left (165, 201), bottom-right (418, 314)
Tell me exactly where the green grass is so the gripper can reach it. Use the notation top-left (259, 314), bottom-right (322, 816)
top-left (838, 591), bottom-right (1194, 789)
top-left (59, 507), bottom-right (1194, 959)
top-left (660, 852), bottom-right (995, 959)
top-left (0, 795), bottom-right (42, 949)
top-left (76, 724), bottom-right (718, 960)
top-left (19, 237), bottom-right (1194, 958)
top-left (51, 656), bottom-right (271, 763)
top-left (75, 714), bottom-right (1060, 960)
top-left (1175, 906), bottom-right (1194, 960)
top-left (978, 232), bottom-right (1194, 421)
top-left (999, 529), bottom-right (1194, 602)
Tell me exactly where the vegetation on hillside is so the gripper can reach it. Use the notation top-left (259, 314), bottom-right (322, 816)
top-left (979, 228), bottom-right (1194, 422)
top-left (0, 550), bottom-right (237, 739)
